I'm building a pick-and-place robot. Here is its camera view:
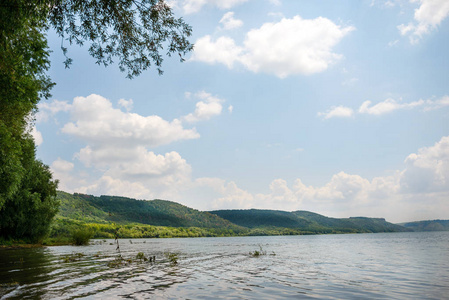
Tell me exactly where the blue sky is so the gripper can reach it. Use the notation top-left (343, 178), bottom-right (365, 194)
top-left (33, 0), bottom-right (449, 223)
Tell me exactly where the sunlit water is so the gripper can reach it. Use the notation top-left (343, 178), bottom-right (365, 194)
top-left (1, 232), bottom-right (448, 299)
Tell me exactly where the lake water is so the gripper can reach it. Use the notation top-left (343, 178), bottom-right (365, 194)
top-left (1, 232), bottom-right (448, 299)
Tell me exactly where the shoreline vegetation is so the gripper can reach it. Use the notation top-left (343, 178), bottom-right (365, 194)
top-left (1, 191), bottom-right (447, 248)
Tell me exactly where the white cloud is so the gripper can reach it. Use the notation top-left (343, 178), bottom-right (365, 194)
top-left (191, 35), bottom-right (243, 68)
top-left (423, 95), bottom-right (449, 111)
top-left (118, 98), bottom-right (133, 111)
top-left (318, 106), bottom-right (354, 119)
top-left (52, 158), bottom-right (74, 173)
top-left (320, 95), bottom-right (449, 119)
top-left (51, 93), bottom-right (227, 203)
top-left (398, 0), bottom-right (449, 43)
top-left (50, 158), bottom-right (85, 193)
top-left (182, 91), bottom-right (224, 123)
top-left (30, 126), bottom-right (43, 146)
top-left (240, 16), bottom-right (354, 77)
top-left (388, 39), bottom-right (399, 47)
top-left (400, 136), bottom-right (449, 193)
top-left (37, 99), bottom-right (71, 122)
top-left (359, 98), bottom-right (425, 115)
top-left (192, 16), bottom-right (354, 78)
top-left (77, 146), bottom-right (191, 182)
top-left (193, 137), bottom-right (448, 222)
top-left (384, 1), bottom-right (395, 8)
top-left (61, 94), bottom-right (199, 147)
top-left (228, 105), bottom-right (234, 113)
top-left (195, 178), bottom-right (255, 209)
top-left (48, 94), bottom-right (448, 222)
top-left (80, 176), bottom-right (151, 199)
top-left (197, 137), bottom-right (449, 221)
top-left (219, 12), bottom-right (243, 30)
top-left (180, 0), bottom-right (248, 14)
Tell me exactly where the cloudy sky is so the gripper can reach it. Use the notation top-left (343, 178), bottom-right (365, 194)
top-left (34, 0), bottom-right (449, 223)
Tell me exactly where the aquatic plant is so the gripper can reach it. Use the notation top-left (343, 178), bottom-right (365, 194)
top-left (249, 245), bottom-right (267, 257)
top-left (136, 252), bottom-right (148, 262)
top-left (107, 256), bottom-right (125, 268)
top-left (165, 252), bottom-right (179, 265)
top-left (61, 252), bottom-right (85, 263)
top-left (71, 228), bottom-right (93, 245)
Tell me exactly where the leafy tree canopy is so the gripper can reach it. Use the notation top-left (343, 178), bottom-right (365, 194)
top-left (48, 0), bottom-right (193, 77)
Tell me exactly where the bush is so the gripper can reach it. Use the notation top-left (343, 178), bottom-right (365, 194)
top-left (71, 228), bottom-right (93, 245)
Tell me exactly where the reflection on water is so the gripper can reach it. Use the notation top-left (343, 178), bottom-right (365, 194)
top-left (1, 232), bottom-right (449, 299)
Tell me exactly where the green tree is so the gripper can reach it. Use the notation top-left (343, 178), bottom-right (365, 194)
top-left (0, 0), bottom-right (193, 242)
top-left (0, 136), bottom-right (59, 242)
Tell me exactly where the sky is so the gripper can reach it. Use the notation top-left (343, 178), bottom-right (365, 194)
top-left (33, 0), bottom-right (449, 223)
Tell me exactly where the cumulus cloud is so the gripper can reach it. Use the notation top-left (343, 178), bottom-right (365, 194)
top-left (182, 91), bottom-right (224, 123)
top-left (180, 0), bottom-right (248, 14)
top-left (195, 178), bottom-right (255, 209)
top-left (30, 126), bottom-right (43, 146)
top-left (318, 106), bottom-right (354, 119)
top-left (398, 0), bottom-right (449, 43)
top-left (220, 12), bottom-right (243, 30)
top-left (52, 158), bottom-right (74, 173)
top-left (400, 136), bottom-right (449, 193)
top-left (61, 94), bottom-right (199, 147)
top-left (80, 176), bottom-right (151, 200)
top-left (50, 158), bottom-right (84, 193)
top-left (48, 92), bottom-right (229, 203)
top-left (185, 136), bottom-right (449, 222)
top-left (191, 35), bottom-right (243, 68)
top-left (240, 16), bottom-right (354, 77)
top-left (192, 16), bottom-right (354, 78)
top-left (37, 99), bottom-right (71, 122)
top-left (118, 98), bottom-right (133, 111)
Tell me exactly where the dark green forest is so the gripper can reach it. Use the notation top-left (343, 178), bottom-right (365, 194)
top-left (210, 209), bottom-right (412, 234)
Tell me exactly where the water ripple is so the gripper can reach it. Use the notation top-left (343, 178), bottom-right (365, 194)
top-left (1, 232), bottom-right (449, 299)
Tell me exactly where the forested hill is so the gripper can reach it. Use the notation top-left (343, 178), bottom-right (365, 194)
top-left (57, 191), bottom-right (411, 234)
top-left (56, 191), bottom-right (242, 230)
top-left (400, 220), bottom-right (449, 231)
top-left (210, 209), bottom-right (412, 234)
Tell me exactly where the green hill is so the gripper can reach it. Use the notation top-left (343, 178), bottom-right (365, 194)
top-left (210, 209), bottom-right (411, 234)
top-left (57, 191), bottom-right (242, 230)
top-left (400, 220), bottom-right (449, 231)
top-left (53, 191), bottom-right (411, 241)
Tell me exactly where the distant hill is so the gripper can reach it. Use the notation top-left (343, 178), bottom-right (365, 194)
top-left (400, 220), bottom-right (449, 231)
top-left (210, 209), bottom-right (412, 234)
top-left (56, 191), bottom-right (412, 236)
top-left (56, 191), bottom-right (243, 230)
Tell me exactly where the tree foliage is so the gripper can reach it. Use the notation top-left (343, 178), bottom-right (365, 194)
top-left (0, 136), bottom-right (59, 243)
top-left (48, 0), bottom-right (193, 77)
top-left (0, 0), bottom-right (55, 209)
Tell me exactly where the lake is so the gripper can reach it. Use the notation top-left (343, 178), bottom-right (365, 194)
top-left (1, 232), bottom-right (448, 299)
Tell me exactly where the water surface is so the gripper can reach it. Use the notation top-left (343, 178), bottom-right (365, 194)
top-left (1, 232), bottom-right (448, 299)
